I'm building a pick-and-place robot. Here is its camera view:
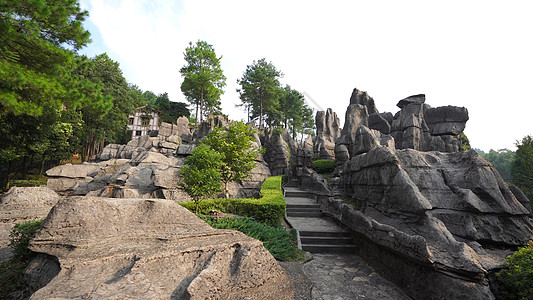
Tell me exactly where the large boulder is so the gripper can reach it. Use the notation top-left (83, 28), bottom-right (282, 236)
top-left (262, 129), bottom-right (297, 176)
top-left (0, 187), bottom-right (60, 262)
top-left (336, 145), bottom-right (533, 299)
top-left (26, 197), bottom-right (292, 299)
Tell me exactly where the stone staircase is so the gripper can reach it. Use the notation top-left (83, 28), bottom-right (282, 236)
top-left (284, 187), bottom-right (357, 253)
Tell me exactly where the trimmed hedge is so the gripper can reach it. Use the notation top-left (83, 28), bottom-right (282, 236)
top-left (312, 159), bottom-right (336, 174)
top-left (180, 175), bottom-right (286, 227)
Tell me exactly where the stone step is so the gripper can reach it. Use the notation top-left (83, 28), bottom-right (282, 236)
top-left (299, 231), bottom-right (352, 238)
top-left (284, 190), bottom-right (316, 198)
top-left (287, 211), bottom-right (323, 217)
top-left (301, 244), bottom-right (358, 253)
top-left (286, 204), bottom-right (321, 209)
top-left (300, 236), bottom-right (353, 245)
top-left (286, 207), bottom-right (321, 213)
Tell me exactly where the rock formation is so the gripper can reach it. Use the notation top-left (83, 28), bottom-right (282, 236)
top-left (0, 186), bottom-right (60, 263)
top-left (313, 87), bottom-right (533, 299)
top-left (314, 108), bottom-right (341, 160)
top-left (25, 197), bottom-right (292, 299)
top-left (46, 118), bottom-right (270, 200)
top-left (262, 129), bottom-right (298, 176)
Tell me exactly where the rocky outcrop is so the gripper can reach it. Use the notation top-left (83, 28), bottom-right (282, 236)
top-left (262, 129), bottom-right (298, 176)
top-left (0, 187), bottom-right (60, 262)
top-left (47, 118), bottom-right (270, 200)
top-left (326, 87), bottom-right (533, 299)
top-left (314, 108), bottom-right (341, 160)
top-left (25, 197), bottom-right (292, 299)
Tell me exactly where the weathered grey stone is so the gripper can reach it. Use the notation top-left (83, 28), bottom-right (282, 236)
top-left (396, 94), bottom-right (426, 108)
top-left (368, 112), bottom-right (391, 134)
top-left (314, 108), bottom-right (341, 159)
top-left (336, 146), bottom-right (533, 299)
top-left (151, 167), bottom-right (181, 189)
top-left (27, 197), bottom-right (292, 299)
top-left (349, 88), bottom-right (378, 115)
top-left (262, 129), bottom-right (296, 176)
top-left (46, 178), bottom-right (87, 194)
top-left (176, 144), bottom-right (196, 156)
top-left (158, 122), bottom-right (180, 137)
top-left (0, 186), bottom-right (60, 262)
top-left (46, 163), bottom-right (100, 178)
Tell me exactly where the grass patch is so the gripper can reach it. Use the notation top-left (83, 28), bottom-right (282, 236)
top-left (180, 176), bottom-right (286, 227)
top-left (201, 216), bottom-right (304, 261)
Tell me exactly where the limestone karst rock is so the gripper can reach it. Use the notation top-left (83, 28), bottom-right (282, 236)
top-left (46, 118), bottom-right (270, 200)
top-left (0, 186), bottom-right (60, 262)
top-left (306, 88), bottom-right (533, 299)
top-left (314, 108), bottom-right (341, 160)
top-left (262, 129), bottom-right (298, 176)
top-left (25, 197), bottom-right (292, 299)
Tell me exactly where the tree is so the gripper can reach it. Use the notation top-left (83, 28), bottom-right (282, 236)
top-left (237, 58), bottom-right (283, 129)
top-left (180, 40), bottom-right (226, 123)
top-left (0, 0), bottom-right (91, 116)
top-left (204, 121), bottom-right (261, 199)
top-left (511, 136), bottom-right (533, 201)
top-left (279, 85), bottom-right (315, 140)
top-left (74, 53), bottom-right (138, 160)
top-left (181, 145), bottom-right (223, 213)
top-left (475, 148), bottom-right (515, 182)
top-left (153, 92), bottom-right (190, 123)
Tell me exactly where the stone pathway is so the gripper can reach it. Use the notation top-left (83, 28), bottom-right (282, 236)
top-left (302, 254), bottom-right (411, 300)
top-left (282, 186), bottom-right (411, 299)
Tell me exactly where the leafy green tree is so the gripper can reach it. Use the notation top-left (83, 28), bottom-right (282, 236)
top-left (204, 121), bottom-right (261, 199)
top-left (181, 145), bottom-right (223, 213)
top-left (279, 85), bottom-right (315, 140)
top-left (180, 40), bottom-right (226, 123)
top-left (74, 53), bottom-right (137, 160)
top-left (496, 241), bottom-right (533, 299)
top-left (0, 0), bottom-right (91, 116)
top-left (511, 136), bottom-right (533, 201)
top-left (153, 92), bottom-right (190, 123)
top-left (237, 58), bottom-right (283, 129)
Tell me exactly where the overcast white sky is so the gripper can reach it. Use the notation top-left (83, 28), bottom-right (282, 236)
top-left (79, 0), bottom-right (533, 151)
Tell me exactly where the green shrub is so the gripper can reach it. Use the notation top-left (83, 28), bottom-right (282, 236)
top-left (312, 159), bottom-right (335, 174)
top-left (1, 219), bottom-right (44, 296)
top-left (9, 219), bottom-right (44, 261)
top-left (180, 176), bottom-right (286, 227)
top-left (200, 216), bottom-right (303, 261)
top-left (497, 241), bottom-right (533, 299)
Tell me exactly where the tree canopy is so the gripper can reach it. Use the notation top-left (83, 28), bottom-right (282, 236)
top-left (180, 40), bottom-right (226, 123)
top-left (237, 58), bottom-right (283, 129)
top-left (204, 121), bottom-right (261, 198)
top-left (511, 136), bottom-right (533, 201)
top-left (181, 144), bottom-right (224, 213)
top-left (0, 0), bottom-right (92, 116)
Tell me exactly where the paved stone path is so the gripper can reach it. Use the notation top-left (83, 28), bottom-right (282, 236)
top-left (282, 186), bottom-right (411, 299)
top-left (302, 254), bottom-right (411, 300)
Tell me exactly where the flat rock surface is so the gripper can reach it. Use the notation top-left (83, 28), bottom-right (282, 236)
top-left (301, 254), bottom-right (411, 300)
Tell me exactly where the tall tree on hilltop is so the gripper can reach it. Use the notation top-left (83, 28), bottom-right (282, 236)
top-left (237, 58), bottom-right (283, 130)
top-left (180, 40), bottom-right (226, 123)
top-left (511, 135), bottom-right (533, 201)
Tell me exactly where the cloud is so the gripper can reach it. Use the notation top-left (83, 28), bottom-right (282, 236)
top-left (81, 0), bottom-right (533, 151)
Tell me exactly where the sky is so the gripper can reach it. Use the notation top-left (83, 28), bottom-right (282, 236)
top-left (79, 0), bottom-right (533, 152)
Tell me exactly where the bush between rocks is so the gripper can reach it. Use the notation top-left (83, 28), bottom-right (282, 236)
top-left (312, 159), bottom-right (336, 174)
top-left (180, 175), bottom-right (286, 227)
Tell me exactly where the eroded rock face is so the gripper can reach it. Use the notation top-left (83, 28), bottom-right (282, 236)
top-left (46, 118), bottom-right (269, 200)
top-left (262, 129), bottom-right (297, 176)
top-left (27, 197), bottom-right (292, 299)
top-left (0, 187), bottom-right (60, 262)
top-left (314, 108), bottom-right (341, 160)
top-left (322, 87), bottom-right (533, 299)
